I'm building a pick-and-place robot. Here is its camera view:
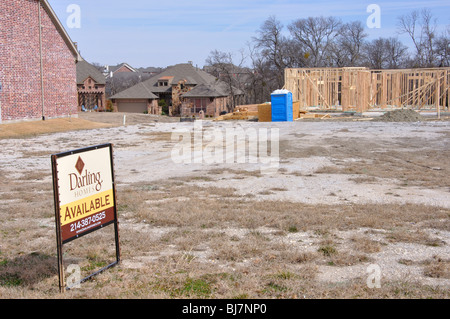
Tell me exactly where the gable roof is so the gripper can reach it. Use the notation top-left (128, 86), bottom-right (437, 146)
top-left (108, 81), bottom-right (158, 100)
top-left (109, 63), bottom-right (137, 73)
top-left (182, 82), bottom-right (243, 98)
top-left (76, 60), bottom-right (106, 85)
top-left (151, 63), bottom-right (218, 88)
top-left (40, 0), bottom-right (81, 61)
top-left (110, 63), bottom-right (238, 99)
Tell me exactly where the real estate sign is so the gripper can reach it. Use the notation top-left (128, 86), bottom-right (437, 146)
top-left (53, 144), bottom-right (117, 243)
top-left (51, 144), bottom-right (120, 292)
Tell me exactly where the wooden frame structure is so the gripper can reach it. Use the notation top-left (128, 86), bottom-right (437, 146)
top-left (285, 67), bottom-right (450, 113)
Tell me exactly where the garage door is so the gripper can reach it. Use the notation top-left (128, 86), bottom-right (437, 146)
top-left (117, 101), bottom-right (148, 113)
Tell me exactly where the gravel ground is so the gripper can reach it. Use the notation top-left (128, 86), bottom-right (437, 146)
top-left (0, 113), bottom-right (449, 295)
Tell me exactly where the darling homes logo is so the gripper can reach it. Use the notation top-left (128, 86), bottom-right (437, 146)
top-left (70, 156), bottom-right (104, 198)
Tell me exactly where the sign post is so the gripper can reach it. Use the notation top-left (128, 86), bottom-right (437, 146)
top-left (51, 143), bottom-right (120, 292)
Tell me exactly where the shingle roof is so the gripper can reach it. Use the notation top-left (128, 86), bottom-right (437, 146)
top-left (109, 81), bottom-right (158, 99)
top-left (109, 63), bottom-right (241, 100)
top-left (182, 81), bottom-right (243, 98)
top-left (76, 60), bottom-right (106, 85)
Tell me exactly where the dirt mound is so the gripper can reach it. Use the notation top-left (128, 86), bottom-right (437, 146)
top-left (376, 109), bottom-right (424, 122)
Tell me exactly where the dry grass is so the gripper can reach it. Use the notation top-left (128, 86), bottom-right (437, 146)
top-left (111, 183), bottom-right (448, 298)
top-left (1, 173), bottom-right (449, 298)
top-left (0, 116), bottom-right (449, 299)
top-left (423, 256), bottom-right (450, 279)
top-left (350, 236), bottom-right (383, 254)
top-left (281, 136), bottom-right (450, 188)
top-left (386, 229), bottom-right (446, 247)
top-left (0, 118), bottom-right (111, 139)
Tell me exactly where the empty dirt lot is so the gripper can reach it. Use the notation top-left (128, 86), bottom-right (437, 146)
top-left (0, 112), bottom-right (449, 298)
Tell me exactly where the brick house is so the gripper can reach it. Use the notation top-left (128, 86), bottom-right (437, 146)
top-left (109, 63), bottom-right (243, 116)
top-left (180, 81), bottom-right (240, 117)
top-left (103, 63), bottom-right (137, 78)
top-left (0, 0), bottom-right (80, 123)
top-left (76, 60), bottom-right (106, 111)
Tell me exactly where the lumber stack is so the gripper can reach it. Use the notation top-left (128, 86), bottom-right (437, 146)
top-left (235, 104), bottom-right (259, 112)
top-left (298, 113), bottom-right (331, 119)
top-left (293, 101), bottom-right (300, 120)
top-left (214, 105), bottom-right (258, 121)
top-left (258, 103), bottom-right (272, 122)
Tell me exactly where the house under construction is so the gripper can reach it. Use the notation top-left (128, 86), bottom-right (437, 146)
top-left (284, 67), bottom-right (450, 113)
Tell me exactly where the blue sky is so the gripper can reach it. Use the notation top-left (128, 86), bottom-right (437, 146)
top-left (48, 0), bottom-right (450, 68)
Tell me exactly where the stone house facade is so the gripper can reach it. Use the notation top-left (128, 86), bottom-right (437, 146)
top-left (109, 63), bottom-right (243, 117)
top-left (76, 60), bottom-right (106, 111)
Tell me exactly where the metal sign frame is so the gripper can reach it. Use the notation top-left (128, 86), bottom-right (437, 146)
top-left (51, 143), bottom-right (120, 292)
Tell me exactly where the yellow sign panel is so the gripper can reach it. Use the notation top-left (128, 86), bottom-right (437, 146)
top-left (60, 189), bottom-right (114, 226)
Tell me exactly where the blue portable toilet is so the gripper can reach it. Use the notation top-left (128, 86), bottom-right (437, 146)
top-left (271, 89), bottom-right (293, 122)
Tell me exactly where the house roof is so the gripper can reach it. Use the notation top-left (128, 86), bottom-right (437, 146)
top-left (76, 60), bottom-right (106, 85)
top-left (40, 0), bottom-right (81, 61)
top-left (109, 63), bottom-right (137, 73)
top-left (110, 63), bottom-right (241, 99)
top-left (109, 81), bottom-right (158, 100)
top-left (159, 76), bottom-right (174, 80)
top-left (182, 82), bottom-right (243, 98)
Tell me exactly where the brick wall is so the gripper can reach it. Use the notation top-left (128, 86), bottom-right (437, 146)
top-left (181, 96), bottom-right (230, 117)
top-left (114, 65), bottom-right (134, 73)
top-left (0, 0), bottom-right (77, 122)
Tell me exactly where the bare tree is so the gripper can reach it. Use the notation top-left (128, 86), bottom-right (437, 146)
top-left (434, 26), bottom-right (450, 67)
top-left (245, 43), bottom-right (274, 103)
top-left (205, 49), bottom-right (247, 111)
top-left (252, 16), bottom-right (290, 89)
top-left (91, 62), bottom-right (105, 72)
top-left (363, 38), bottom-right (387, 69)
top-left (363, 37), bottom-right (409, 69)
top-left (398, 9), bottom-right (438, 67)
top-left (331, 21), bottom-right (367, 67)
top-left (384, 37), bottom-right (409, 69)
top-left (288, 16), bottom-right (341, 67)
